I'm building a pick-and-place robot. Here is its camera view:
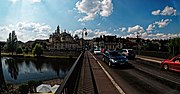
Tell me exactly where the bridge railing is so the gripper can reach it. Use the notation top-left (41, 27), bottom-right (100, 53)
top-left (55, 51), bottom-right (84, 94)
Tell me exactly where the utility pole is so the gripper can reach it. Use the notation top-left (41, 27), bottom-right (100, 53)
top-left (173, 38), bottom-right (175, 56)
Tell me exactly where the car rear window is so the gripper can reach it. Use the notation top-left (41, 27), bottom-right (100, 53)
top-left (110, 52), bottom-right (122, 57)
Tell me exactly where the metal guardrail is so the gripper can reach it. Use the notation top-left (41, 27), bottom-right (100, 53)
top-left (55, 51), bottom-right (84, 94)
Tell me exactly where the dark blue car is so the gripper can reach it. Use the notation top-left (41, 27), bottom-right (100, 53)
top-left (102, 51), bottom-right (128, 67)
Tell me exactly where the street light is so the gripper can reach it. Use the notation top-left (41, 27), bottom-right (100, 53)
top-left (82, 28), bottom-right (87, 50)
top-left (136, 32), bottom-right (140, 55)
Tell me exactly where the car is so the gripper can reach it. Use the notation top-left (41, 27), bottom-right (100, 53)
top-left (161, 54), bottom-right (180, 72)
top-left (102, 51), bottom-right (128, 67)
top-left (94, 49), bottom-right (101, 54)
top-left (120, 49), bottom-right (136, 59)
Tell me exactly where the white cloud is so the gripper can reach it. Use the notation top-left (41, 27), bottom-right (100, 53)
top-left (0, 26), bottom-right (11, 40)
top-left (100, 0), bottom-right (113, 17)
top-left (9, 0), bottom-right (42, 4)
top-left (9, 0), bottom-right (18, 4)
top-left (76, 0), bottom-right (113, 22)
top-left (122, 32), bottom-right (180, 40)
top-left (119, 27), bottom-right (126, 32)
top-left (152, 10), bottom-right (161, 15)
top-left (155, 19), bottom-right (172, 28)
top-left (73, 29), bottom-right (112, 39)
top-left (36, 34), bottom-right (48, 39)
top-left (31, 0), bottom-right (41, 3)
top-left (161, 6), bottom-right (176, 16)
top-left (16, 22), bottom-right (51, 33)
top-left (128, 25), bottom-right (144, 33)
top-left (152, 6), bottom-right (176, 16)
top-left (146, 24), bottom-right (155, 32)
top-left (0, 22), bottom-right (52, 42)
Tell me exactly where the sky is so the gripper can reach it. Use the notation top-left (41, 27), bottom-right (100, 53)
top-left (0, 0), bottom-right (180, 42)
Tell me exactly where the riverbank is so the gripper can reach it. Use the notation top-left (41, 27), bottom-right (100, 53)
top-left (1, 52), bottom-right (80, 59)
top-left (7, 78), bottom-right (63, 94)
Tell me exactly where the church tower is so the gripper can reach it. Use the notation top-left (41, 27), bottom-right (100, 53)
top-left (57, 25), bottom-right (60, 34)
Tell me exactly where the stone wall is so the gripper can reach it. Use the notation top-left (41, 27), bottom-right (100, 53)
top-left (43, 50), bottom-right (81, 57)
top-left (138, 50), bottom-right (171, 59)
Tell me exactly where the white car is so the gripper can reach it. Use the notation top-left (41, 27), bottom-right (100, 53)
top-left (121, 49), bottom-right (136, 59)
top-left (94, 49), bottom-right (101, 54)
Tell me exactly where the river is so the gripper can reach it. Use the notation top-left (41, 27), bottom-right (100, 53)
top-left (0, 57), bottom-right (76, 84)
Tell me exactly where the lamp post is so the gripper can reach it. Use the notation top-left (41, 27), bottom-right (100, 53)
top-left (136, 32), bottom-right (140, 55)
top-left (82, 28), bottom-right (87, 50)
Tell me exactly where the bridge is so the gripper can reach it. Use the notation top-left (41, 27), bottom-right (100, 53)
top-left (55, 51), bottom-right (180, 94)
top-left (55, 51), bottom-right (122, 94)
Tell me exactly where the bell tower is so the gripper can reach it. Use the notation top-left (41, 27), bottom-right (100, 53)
top-left (57, 25), bottom-right (60, 34)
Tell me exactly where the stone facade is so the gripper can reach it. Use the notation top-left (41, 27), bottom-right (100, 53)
top-left (93, 35), bottom-right (120, 50)
top-left (47, 26), bottom-right (81, 50)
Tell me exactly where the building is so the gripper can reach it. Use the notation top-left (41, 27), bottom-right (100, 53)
top-left (103, 35), bottom-right (119, 49)
top-left (93, 35), bottom-right (121, 50)
top-left (47, 26), bottom-right (81, 50)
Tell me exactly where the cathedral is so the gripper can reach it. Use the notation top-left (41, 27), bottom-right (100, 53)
top-left (47, 26), bottom-right (81, 50)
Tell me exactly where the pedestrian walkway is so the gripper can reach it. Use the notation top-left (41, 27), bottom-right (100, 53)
top-left (77, 51), bottom-right (120, 94)
top-left (136, 55), bottom-right (165, 63)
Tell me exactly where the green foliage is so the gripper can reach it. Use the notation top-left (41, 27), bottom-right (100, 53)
top-left (16, 47), bottom-right (23, 54)
top-left (24, 47), bottom-right (29, 54)
top-left (169, 38), bottom-right (180, 56)
top-left (32, 43), bottom-right (43, 56)
top-left (6, 31), bottom-right (18, 55)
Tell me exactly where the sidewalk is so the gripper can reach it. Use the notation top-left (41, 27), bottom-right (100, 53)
top-left (76, 51), bottom-right (120, 94)
top-left (136, 55), bottom-right (165, 64)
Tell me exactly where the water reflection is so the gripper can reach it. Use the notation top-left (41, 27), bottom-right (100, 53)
top-left (5, 58), bottom-right (19, 80)
top-left (0, 57), bottom-right (6, 91)
top-left (1, 57), bottom-right (75, 84)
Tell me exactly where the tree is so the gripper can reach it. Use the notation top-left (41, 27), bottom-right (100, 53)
top-left (6, 31), bottom-right (17, 55)
top-left (169, 38), bottom-right (180, 56)
top-left (16, 47), bottom-right (23, 54)
top-left (24, 47), bottom-right (29, 54)
top-left (32, 44), bottom-right (43, 57)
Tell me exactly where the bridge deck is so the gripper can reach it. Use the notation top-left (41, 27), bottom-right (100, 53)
top-left (76, 51), bottom-right (119, 94)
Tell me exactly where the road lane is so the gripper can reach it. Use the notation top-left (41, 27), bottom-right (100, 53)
top-left (94, 54), bottom-right (180, 94)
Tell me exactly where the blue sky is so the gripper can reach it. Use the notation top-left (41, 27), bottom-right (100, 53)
top-left (0, 0), bottom-right (180, 42)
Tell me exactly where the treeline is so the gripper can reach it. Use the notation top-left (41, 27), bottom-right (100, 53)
top-left (3, 31), bottom-right (43, 56)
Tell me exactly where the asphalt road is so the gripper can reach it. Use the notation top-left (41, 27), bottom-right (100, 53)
top-left (94, 54), bottom-right (180, 94)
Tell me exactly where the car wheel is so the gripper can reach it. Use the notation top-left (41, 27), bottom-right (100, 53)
top-left (108, 62), bottom-right (112, 67)
top-left (163, 64), bottom-right (169, 70)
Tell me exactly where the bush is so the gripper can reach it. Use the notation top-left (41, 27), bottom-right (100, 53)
top-left (16, 47), bottom-right (23, 54)
top-left (24, 47), bottom-right (29, 54)
top-left (32, 44), bottom-right (43, 56)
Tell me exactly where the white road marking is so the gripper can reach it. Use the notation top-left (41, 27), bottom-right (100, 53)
top-left (89, 52), bottom-right (125, 94)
